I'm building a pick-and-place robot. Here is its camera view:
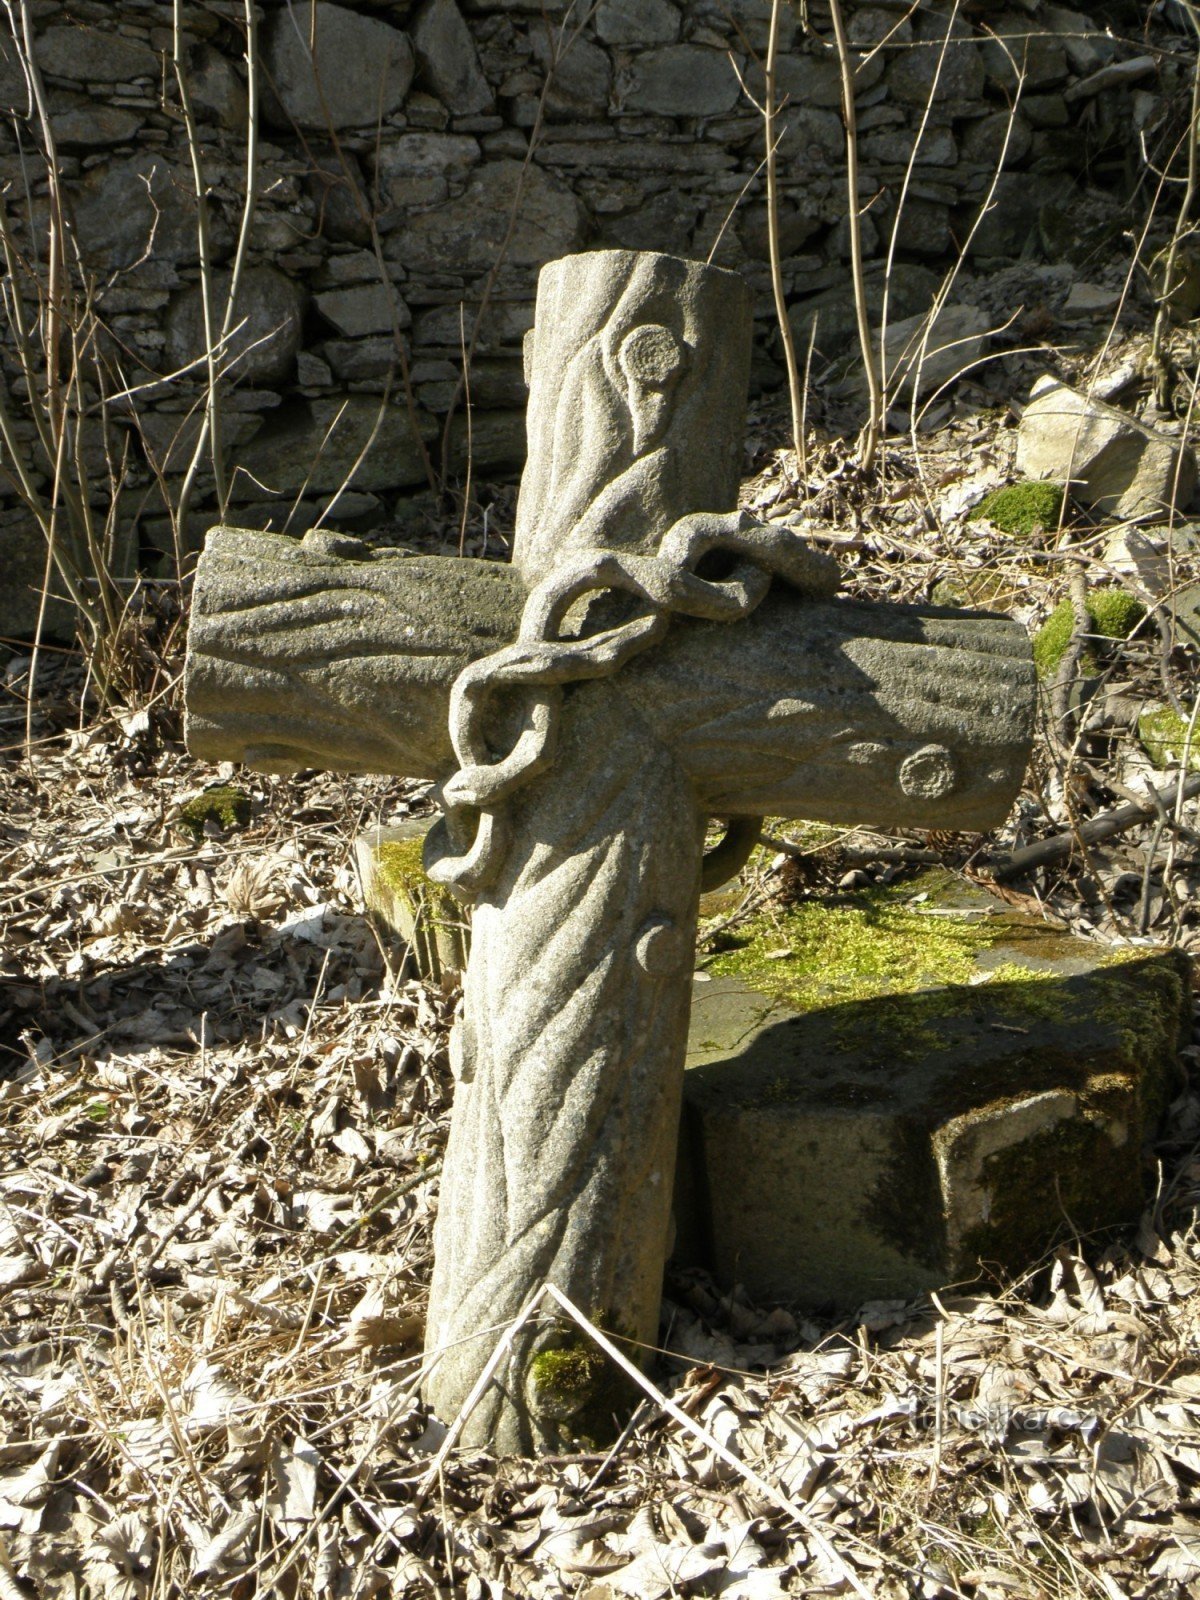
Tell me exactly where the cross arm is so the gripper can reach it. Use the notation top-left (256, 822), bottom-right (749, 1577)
top-left (185, 526), bottom-right (1033, 838)
top-left (183, 526), bottom-right (524, 779)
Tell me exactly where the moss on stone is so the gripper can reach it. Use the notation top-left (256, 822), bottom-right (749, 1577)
top-left (707, 881), bottom-right (993, 1015)
top-left (374, 836), bottom-right (460, 922)
top-left (177, 783), bottom-right (252, 838)
top-left (526, 1331), bottom-right (634, 1448)
top-left (365, 830), bottom-right (468, 981)
top-left (977, 479), bottom-right (1065, 537)
top-left (1138, 704), bottom-right (1200, 770)
top-left (1032, 587), bottom-right (1146, 680)
top-left (704, 872), bottom-right (1183, 1075)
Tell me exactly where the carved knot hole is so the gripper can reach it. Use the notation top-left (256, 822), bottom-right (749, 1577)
top-left (636, 914), bottom-right (686, 978)
top-left (619, 323), bottom-right (685, 391)
top-left (899, 744), bottom-right (956, 800)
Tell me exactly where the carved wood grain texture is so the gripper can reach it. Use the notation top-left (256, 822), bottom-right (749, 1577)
top-left (422, 681), bottom-right (704, 1452)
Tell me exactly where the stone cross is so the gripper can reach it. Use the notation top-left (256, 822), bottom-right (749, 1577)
top-left (184, 249), bottom-right (1035, 1454)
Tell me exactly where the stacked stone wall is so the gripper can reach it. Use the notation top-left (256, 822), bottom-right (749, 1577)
top-left (0, 0), bottom-right (1188, 620)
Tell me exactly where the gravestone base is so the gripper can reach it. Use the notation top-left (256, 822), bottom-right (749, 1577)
top-left (355, 821), bottom-right (469, 984)
top-left (358, 827), bottom-right (1189, 1313)
top-left (675, 879), bottom-right (1189, 1312)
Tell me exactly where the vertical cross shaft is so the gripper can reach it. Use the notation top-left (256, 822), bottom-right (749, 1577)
top-left (422, 252), bottom-right (762, 1452)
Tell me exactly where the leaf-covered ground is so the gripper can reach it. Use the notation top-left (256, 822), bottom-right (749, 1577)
top-left (4, 315), bottom-right (1200, 1598)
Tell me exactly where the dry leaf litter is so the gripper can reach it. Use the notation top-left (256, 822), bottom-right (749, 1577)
top-left (2, 318), bottom-right (1200, 1598)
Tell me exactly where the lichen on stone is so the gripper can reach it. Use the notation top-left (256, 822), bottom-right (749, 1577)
top-left (177, 783), bottom-right (252, 838)
top-left (976, 479), bottom-right (1066, 537)
top-left (1138, 703), bottom-right (1200, 770)
top-left (1032, 587), bottom-right (1145, 680)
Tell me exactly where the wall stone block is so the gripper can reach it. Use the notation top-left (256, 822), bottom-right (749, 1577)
top-left (232, 397), bottom-right (435, 499)
top-left (315, 282), bottom-right (412, 338)
top-left (619, 43), bottom-right (742, 117)
top-left (385, 158), bottom-right (585, 272)
top-left (37, 24), bottom-right (158, 84)
top-left (72, 155), bottom-right (229, 272)
top-left (374, 131), bottom-right (482, 207)
top-left (165, 267), bottom-right (307, 388)
top-left (263, 1), bottom-right (415, 131)
top-left (412, 0), bottom-right (494, 114)
top-left (886, 11), bottom-right (985, 107)
top-left (595, 0), bottom-right (681, 47)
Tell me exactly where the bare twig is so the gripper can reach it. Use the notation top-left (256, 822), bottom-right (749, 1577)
top-left (765, 0), bottom-right (806, 478)
top-left (988, 771), bottom-right (1200, 881)
top-left (827, 0), bottom-right (881, 472)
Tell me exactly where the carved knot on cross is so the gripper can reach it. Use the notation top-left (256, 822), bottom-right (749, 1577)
top-left (427, 510), bottom-right (841, 900)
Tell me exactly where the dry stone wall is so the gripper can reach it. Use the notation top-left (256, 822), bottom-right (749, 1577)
top-left (0, 0), bottom-right (1184, 635)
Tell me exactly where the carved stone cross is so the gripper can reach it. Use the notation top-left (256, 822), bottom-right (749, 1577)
top-left (184, 250), bottom-right (1035, 1454)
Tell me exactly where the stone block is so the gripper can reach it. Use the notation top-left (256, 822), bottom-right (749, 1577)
top-left (385, 160), bottom-right (585, 274)
top-left (960, 110), bottom-right (1032, 170)
top-left (886, 13), bottom-right (984, 107)
top-left (165, 267), bottom-right (307, 388)
top-left (305, 149), bottom-right (372, 246)
top-left (690, 0), bottom-right (797, 51)
top-left (1017, 375), bottom-right (1198, 521)
top-left (1103, 523), bottom-right (1200, 598)
top-left (263, 2), bottom-right (414, 131)
top-left (230, 397), bottom-right (435, 500)
top-left (445, 408), bottom-right (527, 476)
top-left (49, 99), bottom-right (144, 147)
top-left (411, 0), bottom-right (493, 115)
top-left (530, 25), bottom-right (612, 119)
top-left (619, 45), bottom-right (742, 118)
top-left (37, 24), bottom-right (158, 83)
top-left (72, 156), bottom-right (229, 273)
top-left (595, 0), bottom-right (681, 46)
top-left (374, 132), bottom-right (481, 209)
top-left (314, 282), bottom-right (411, 338)
top-left (876, 302), bottom-right (989, 402)
top-left (356, 822), bottom-right (469, 983)
top-left (1044, 5), bottom-right (1115, 75)
top-left (981, 13), bottom-right (1068, 91)
top-left (675, 878), bottom-right (1188, 1311)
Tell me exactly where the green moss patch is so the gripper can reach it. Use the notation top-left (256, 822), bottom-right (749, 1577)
top-left (976, 480), bottom-right (1065, 537)
top-left (708, 879), bottom-right (993, 1014)
top-left (374, 837), bottom-right (460, 923)
top-left (1139, 704), bottom-right (1200, 770)
top-left (1032, 587), bottom-right (1145, 680)
top-left (177, 784), bottom-right (252, 838)
top-left (526, 1331), bottom-right (635, 1448)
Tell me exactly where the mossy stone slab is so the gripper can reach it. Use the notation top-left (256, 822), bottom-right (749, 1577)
top-left (675, 878), bottom-right (1189, 1311)
top-left (356, 821), bottom-right (469, 983)
top-left (358, 825), bottom-right (1189, 1310)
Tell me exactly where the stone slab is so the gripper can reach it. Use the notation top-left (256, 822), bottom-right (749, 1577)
top-left (1017, 374), bottom-right (1197, 521)
top-left (356, 822), bottom-right (469, 983)
top-left (355, 823), bottom-right (1182, 1314)
top-left (674, 875), bottom-right (1188, 1310)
